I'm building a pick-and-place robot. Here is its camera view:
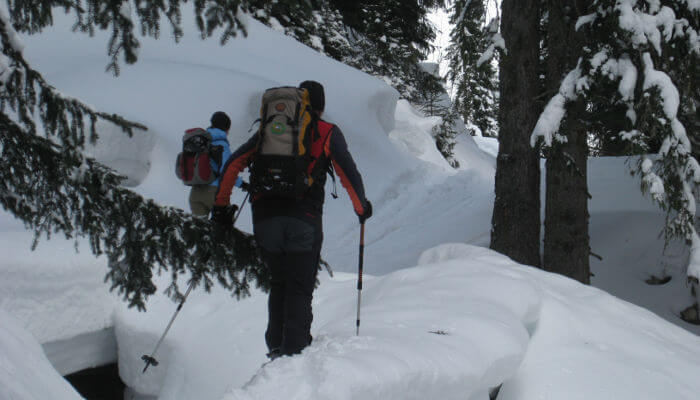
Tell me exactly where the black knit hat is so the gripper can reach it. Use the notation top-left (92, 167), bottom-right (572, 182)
top-left (210, 111), bottom-right (231, 131)
top-left (299, 80), bottom-right (325, 112)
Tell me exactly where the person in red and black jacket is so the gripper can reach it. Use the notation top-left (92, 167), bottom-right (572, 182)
top-left (212, 80), bottom-right (372, 359)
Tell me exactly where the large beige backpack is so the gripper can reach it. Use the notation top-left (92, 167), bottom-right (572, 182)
top-left (249, 86), bottom-right (319, 198)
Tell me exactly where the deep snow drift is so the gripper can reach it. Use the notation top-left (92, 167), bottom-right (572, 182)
top-left (0, 310), bottom-right (82, 399)
top-left (115, 244), bottom-right (700, 400)
top-left (1, 5), bottom-right (700, 400)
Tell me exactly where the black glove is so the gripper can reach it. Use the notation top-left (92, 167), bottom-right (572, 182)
top-left (211, 204), bottom-right (238, 228)
top-left (240, 180), bottom-right (250, 192)
top-left (358, 200), bottom-right (372, 224)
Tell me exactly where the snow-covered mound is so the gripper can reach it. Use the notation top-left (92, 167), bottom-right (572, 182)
top-left (0, 222), bottom-right (119, 375)
top-left (472, 136), bottom-right (499, 158)
top-left (0, 310), bottom-right (81, 400)
top-left (587, 157), bottom-right (698, 335)
top-left (84, 120), bottom-right (155, 187)
top-left (114, 244), bottom-right (700, 400)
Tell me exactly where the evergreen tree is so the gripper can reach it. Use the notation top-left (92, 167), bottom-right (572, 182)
top-left (447, 0), bottom-right (498, 137)
top-left (412, 63), bottom-right (460, 168)
top-left (246, 0), bottom-right (445, 100)
top-left (431, 106), bottom-right (461, 168)
top-left (531, 1), bottom-right (699, 305)
top-left (490, 0), bottom-right (543, 267)
top-left (540, 0), bottom-right (592, 284)
top-left (0, 1), bottom-right (276, 310)
top-left (491, 0), bottom-right (540, 266)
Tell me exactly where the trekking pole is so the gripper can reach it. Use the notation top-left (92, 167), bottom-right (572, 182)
top-left (356, 222), bottom-right (365, 336)
top-left (141, 281), bottom-right (194, 373)
top-left (232, 192), bottom-right (249, 225)
top-left (142, 194), bottom-right (249, 373)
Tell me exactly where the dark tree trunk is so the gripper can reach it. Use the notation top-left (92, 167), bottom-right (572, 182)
top-left (542, 0), bottom-right (592, 284)
top-left (490, 0), bottom-right (542, 267)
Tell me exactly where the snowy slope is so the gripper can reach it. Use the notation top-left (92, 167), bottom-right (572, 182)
top-left (0, 4), bottom-right (494, 355)
top-left (0, 310), bottom-right (82, 400)
top-left (8, 7), bottom-right (497, 277)
top-left (587, 157), bottom-right (699, 335)
top-left (113, 244), bottom-right (700, 400)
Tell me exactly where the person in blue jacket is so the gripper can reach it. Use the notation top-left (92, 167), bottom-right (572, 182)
top-left (189, 111), bottom-right (238, 216)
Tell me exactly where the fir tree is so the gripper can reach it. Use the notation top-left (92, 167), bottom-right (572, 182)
top-left (431, 107), bottom-right (461, 168)
top-left (0, 1), bottom-right (274, 310)
top-left (531, 0), bottom-right (700, 310)
top-left (242, 0), bottom-right (446, 100)
top-left (411, 63), bottom-right (460, 168)
top-left (490, 0), bottom-right (543, 268)
top-left (540, 0), bottom-right (592, 285)
top-left (447, 0), bottom-right (498, 137)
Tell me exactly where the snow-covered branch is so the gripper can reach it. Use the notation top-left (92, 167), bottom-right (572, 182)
top-left (533, 0), bottom-right (700, 282)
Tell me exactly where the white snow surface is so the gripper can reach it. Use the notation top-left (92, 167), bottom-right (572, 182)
top-left (2, 5), bottom-right (700, 400)
top-left (0, 310), bottom-right (82, 400)
top-left (115, 244), bottom-right (700, 400)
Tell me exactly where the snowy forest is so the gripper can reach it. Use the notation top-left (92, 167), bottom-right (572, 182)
top-left (1, 0), bottom-right (699, 399)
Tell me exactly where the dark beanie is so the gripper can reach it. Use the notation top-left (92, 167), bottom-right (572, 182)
top-left (299, 80), bottom-right (325, 112)
top-left (210, 111), bottom-right (231, 131)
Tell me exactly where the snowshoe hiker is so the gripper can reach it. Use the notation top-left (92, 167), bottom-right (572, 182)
top-left (212, 81), bottom-right (372, 357)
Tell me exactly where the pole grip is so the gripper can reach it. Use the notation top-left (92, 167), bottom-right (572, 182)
top-left (358, 223), bottom-right (365, 290)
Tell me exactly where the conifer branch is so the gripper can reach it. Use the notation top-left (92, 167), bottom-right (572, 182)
top-left (0, 113), bottom-right (267, 310)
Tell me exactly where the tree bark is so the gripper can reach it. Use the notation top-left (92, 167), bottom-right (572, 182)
top-left (490, 0), bottom-right (542, 267)
top-left (542, 0), bottom-right (592, 284)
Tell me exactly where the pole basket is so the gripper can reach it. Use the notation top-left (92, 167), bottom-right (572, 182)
top-left (141, 355), bottom-right (159, 373)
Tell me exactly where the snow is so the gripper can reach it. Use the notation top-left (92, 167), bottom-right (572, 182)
top-left (531, 93), bottom-right (567, 146)
top-left (0, 226), bottom-right (119, 375)
top-left (575, 13), bottom-right (597, 31)
top-left (113, 244), bottom-right (700, 400)
top-left (0, 1), bottom-right (25, 83)
top-left (2, 3), bottom-right (700, 399)
top-left (0, 230), bottom-right (116, 345)
top-left (116, 250), bottom-right (532, 400)
top-left (472, 136), bottom-right (499, 158)
top-left (454, 134), bottom-right (496, 172)
top-left (0, 2), bottom-right (25, 53)
top-left (689, 232), bottom-right (700, 280)
top-left (686, 0), bottom-right (700, 11)
top-left (617, 56), bottom-right (638, 101)
top-left (84, 120), bottom-right (154, 186)
top-left (617, 0), bottom-right (672, 54)
top-left (0, 310), bottom-right (82, 400)
top-left (531, 63), bottom-right (582, 147)
top-left (119, 1), bottom-right (133, 21)
top-left (389, 100), bottom-right (451, 172)
top-left (498, 264), bottom-right (700, 400)
top-left (477, 32), bottom-right (505, 68)
top-left (642, 52), bottom-right (680, 120)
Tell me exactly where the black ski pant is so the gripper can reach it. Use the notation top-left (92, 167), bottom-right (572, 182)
top-left (254, 212), bottom-right (322, 356)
